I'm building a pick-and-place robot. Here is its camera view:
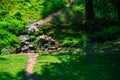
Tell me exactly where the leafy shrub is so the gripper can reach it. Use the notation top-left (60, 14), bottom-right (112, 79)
top-left (91, 26), bottom-right (120, 42)
top-left (0, 29), bottom-right (20, 50)
top-left (0, 20), bottom-right (24, 35)
top-left (0, 10), bottom-right (9, 19)
top-left (29, 36), bottom-right (36, 42)
top-left (14, 11), bottom-right (23, 20)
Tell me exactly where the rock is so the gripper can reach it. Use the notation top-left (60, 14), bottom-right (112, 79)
top-left (29, 44), bottom-right (33, 47)
top-left (25, 41), bottom-right (30, 45)
top-left (39, 39), bottom-right (49, 46)
top-left (33, 27), bottom-right (39, 32)
top-left (38, 34), bottom-right (61, 51)
top-left (44, 44), bottom-right (49, 48)
top-left (39, 35), bottom-right (46, 39)
top-left (29, 45), bottom-right (36, 50)
top-left (19, 35), bottom-right (29, 42)
top-left (15, 47), bottom-right (21, 54)
top-left (50, 41), bottom-right (55, 45)
top-left (28, 23), bottom-right (39, 32)
top-left (17, 34), bottom-right (60, 53)
top-left (21, 46), bottom-right (29, 53)
top-left (48, 47), bottom-right (57, 50)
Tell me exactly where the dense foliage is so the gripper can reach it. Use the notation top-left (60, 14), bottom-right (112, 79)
top-left (0, 0), bottom-right (120, 52)
top-left (0, 0), bottom-right (69, 53)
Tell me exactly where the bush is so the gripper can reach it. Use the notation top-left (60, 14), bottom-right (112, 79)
top-left (14, 11), bottom-right (23, 20)
top-left (29, 36), bottom-right (36, 42)
top-left (90, 26), bottom-right (120, 42)
top-left (0, 29), bottom-right (20, 50)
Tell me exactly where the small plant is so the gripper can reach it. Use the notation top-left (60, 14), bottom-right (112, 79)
top-left (1, 48), bottom-right (10, 55)
top-left (29, 36), bottom-right (36, 42)
top-left (81, 34), bottom-right (88, 48)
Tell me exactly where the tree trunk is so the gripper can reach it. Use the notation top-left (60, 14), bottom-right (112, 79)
top-left (85, 0), bottom-right (94, 21)
top-left (116, 0), bottom-right (120, 25)
top-left (85, 0), bottom-right (95, 31)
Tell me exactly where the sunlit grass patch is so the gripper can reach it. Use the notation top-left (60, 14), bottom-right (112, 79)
top-left (34, 48), bottom-right (85, 76)
top-left (0, 54), bottom-right (28, 80)
top-left (34, 55), bottom-right (61, 75)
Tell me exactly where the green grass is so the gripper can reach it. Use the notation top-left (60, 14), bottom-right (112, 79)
top-left (34, 41), bottom-right (120, 80)
top-left (34, 54), bottom-right (120, 80)
top-left (34, 55), bottom-right (61, 75)
top-left (0, 54), bottom-right (28, 80)
top-left (0, 40), bottom-right (119, 80)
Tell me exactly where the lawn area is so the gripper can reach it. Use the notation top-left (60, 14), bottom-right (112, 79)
top-left (0, 40), bottom-right (120, 80)
top-left (34, 55), bottom-right (61, 74)
top-left (34, 41), bottom-right (120, 80)
top-left (0, 54), bottom-right (28, 80)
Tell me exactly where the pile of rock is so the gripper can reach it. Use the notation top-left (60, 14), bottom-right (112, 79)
top-left (38, 35), bottom-right (60, 51)
top-left (15, 34), bottom-right (60, 53)
top-left (15, 35), bottom-right (37, 53)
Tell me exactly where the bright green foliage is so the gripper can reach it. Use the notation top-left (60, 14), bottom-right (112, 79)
top-left (0, 0), bottom-right (68, 52)
top-left (0, 54), bottom-right (28, 80)
top-left (0, 29), bottom-right (20, 48)
top-left (29, 35), bottom-right (37, 42)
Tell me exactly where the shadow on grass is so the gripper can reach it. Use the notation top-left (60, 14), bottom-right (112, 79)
top-left (0, 57), bottom-right (7, 60)
top-left (0, 70), bottom-right (26, 80)
top-left (35, 43), bottom-right (120, 80)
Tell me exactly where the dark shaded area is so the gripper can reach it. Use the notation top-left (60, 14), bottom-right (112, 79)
top-left (35, 42), bottom-right (120, 80)
top-left (0, 70), bottom-right (26, 80)
top-left (0, 57), bottom-right (7, 60)
top-left (25, 72), bottom-right (37, 80)
top-left (0, 72), bottom-right (15, 80)
top-left (35, 0), bottom-right (120, 47)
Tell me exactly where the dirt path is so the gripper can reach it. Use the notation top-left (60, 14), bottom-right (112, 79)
top-left (25, 53), bottom-right (39, 80)
top-left (28, 0), bottom-right (74, 32)
top-left (24, 1), bottom-right (74, 79)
